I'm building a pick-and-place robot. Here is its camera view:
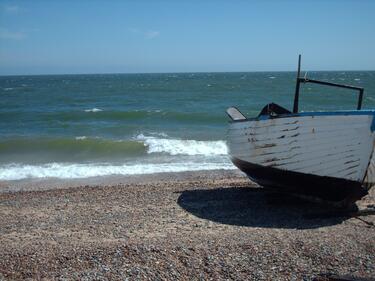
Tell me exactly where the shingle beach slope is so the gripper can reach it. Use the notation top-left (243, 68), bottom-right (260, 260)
top-left (0, 170), bottom-right (374, 280)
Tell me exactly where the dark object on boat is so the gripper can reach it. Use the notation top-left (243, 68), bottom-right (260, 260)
top-left (258, 103), bottom-right (291, 117)
top-left (226, 55), bottom-right (375, 206)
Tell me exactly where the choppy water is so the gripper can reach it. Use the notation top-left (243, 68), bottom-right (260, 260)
top-left (0, 71), bottom-right (374, 180)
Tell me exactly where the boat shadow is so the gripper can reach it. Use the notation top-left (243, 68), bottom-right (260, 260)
top-left (177, 186), bottom-right (350, 229)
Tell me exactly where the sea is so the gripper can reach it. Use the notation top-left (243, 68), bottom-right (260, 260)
top-left (0, 71), bottom-right (374, 180)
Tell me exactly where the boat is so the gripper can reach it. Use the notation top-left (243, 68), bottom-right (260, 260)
top-left (226, 55), bottom-right (375, 206)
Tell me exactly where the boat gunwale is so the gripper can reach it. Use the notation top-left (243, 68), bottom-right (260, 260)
top-left (228, 109), bottom-right (375, 124)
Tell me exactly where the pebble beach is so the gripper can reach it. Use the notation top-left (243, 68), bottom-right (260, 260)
top-left (0, 170), bottom-right (374, 280)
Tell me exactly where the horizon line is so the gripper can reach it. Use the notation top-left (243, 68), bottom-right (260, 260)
top-left (1, 69), bottom-right (375, 77)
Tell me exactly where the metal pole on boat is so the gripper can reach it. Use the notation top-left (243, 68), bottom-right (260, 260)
top-left (293, 55), bottom-right (301, 113)
top-left (358, 88), bottom-right (364, 110)
top-left (298, 77), bottom-right (365, 110)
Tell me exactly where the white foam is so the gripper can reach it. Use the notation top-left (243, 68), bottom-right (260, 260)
top-left (354, 78), bottom-right (361, 81)
top-left (136, 134), bottom-right (228, 156)
top-left (84, 108), bottom-right (103, 112)
top-left (269, 76), bottom-right (276, 79)
top-left (0, 161), bottom-right (235, 180)
top-left (75, 136), bottom-right (87, 140)
top-left (144, 132), bottom-right (169, 138)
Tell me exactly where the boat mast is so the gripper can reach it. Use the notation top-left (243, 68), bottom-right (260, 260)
top-left (292, 54), bottom-right (364, 112)
top-left (293, 54), bottom-right (301, 113)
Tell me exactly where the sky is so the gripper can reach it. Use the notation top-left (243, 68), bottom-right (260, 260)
top-left (0, 0), bottom-right (374, 75)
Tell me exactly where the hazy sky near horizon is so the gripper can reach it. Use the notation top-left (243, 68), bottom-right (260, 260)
top-left (1, 0), bottom-right (374, 75)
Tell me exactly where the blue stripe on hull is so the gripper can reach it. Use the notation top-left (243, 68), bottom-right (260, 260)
top-left (233, 110), bottom-right (375, 121)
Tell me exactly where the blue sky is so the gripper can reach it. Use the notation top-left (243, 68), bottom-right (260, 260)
top-left (0, 0), bottom-right (374, 75)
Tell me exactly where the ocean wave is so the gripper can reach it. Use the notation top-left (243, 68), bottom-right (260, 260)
top-left (136, 134), bottom-right (228, 156)
top-left (0, 161), bottom-right (235, 180)
top-left (0, 136), bottom-right (229, 160)
top-left (0, 138), bottom-right (147, 161)
top-left (25, 110), bottom-right (226, 124)
top-left (84, 108), bottom-right (103, 112)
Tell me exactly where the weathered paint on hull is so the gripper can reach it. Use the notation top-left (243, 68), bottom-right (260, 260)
top-left (227, 112), bottom-right (375, 202)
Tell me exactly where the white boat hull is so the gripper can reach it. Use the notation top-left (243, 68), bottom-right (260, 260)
top-left (227, 111), bottom-right (375, 203)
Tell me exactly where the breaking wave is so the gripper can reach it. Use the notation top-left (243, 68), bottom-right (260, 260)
top-left (136, 134), bottom-right (228, 156)
top-left (0, 135), bottom-right (228, 165)
top-left (0, 134), bottom-right (232, 179)
top-left (0, 161), bottom-right (235, 180)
